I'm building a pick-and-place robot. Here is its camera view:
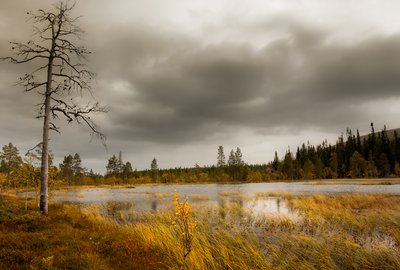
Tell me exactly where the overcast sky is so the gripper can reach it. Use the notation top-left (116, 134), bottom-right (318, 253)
top-left (1, 0), bottom-right (400, 173)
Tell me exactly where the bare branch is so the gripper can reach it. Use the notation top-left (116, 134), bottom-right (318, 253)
top-left (50, 99), bottom-right (108, 144)
top-left (1, 54), bottom-right (48, 64)
top-left (25, 142), bottom-right (43, 156)
top-left (25, 82), bottom-right (47, 92)
top-left (49, 122), bottom-right (61, 133)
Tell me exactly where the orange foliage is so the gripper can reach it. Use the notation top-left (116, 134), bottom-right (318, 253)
top-left (0, 173), bottom-right (6, 186)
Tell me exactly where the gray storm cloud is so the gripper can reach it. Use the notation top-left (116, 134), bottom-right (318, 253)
top-left (95, 23), bottom-right (400, 143)
top-left (1, 0), bottom-right (400, 170)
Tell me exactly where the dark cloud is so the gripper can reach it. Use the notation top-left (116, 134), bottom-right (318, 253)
top-left (1, 1), bottom-right (400, 170)
top-left (93, 21), bottom-right (400, 145)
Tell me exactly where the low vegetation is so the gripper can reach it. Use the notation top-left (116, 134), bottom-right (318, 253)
top-left (1, 191), bottom-right (399, 269)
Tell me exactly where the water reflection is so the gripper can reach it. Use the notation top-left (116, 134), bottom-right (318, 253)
top-left (151, 200), bottom-right (157, 211)
top-left (17, 181), bottom-right (400, 219)
top-left (91, 193), bottom-right (293, 223)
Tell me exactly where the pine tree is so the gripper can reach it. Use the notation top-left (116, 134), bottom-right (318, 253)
top-left (235, 147), bottom-right (244, 166)
top-left (272, 151), bottom-right (279, 171)
top-left (59, 155), bottom-right (73, 185)
top-left (350, 151), bottom-right (366, 178)
top-left (282, 150), bottom-right (294, 180)
top-left (395, 131), bottom-right (400, 163)
top-left (228, 150), bottom-right (236, 167)
top-left (355, 129), bottom-right (363, 157)
top-left (122, 161), bottom-right (133, 180)
top-left (365, 151), bottom-right (378, 178)
top-left (329, 152), bottom-right (338, 178)
top-left (118, 151), bottom-right (123, 175)
top-left (227, 149), bottom-right (238, 180)
top-left (303, 160), bottom-right (315, 180)
top-left (0, 143), bottom-right (23, 188)
top-left (72, 153), bottom-right (83, 184)
top-left (315, 157), bottom-right (324, 179)
top-left (106, 155), bottom-right (119, 177)
top-left (217, 146), bottom-right (226, 167)
top-left (377, 153), bottom-right (390, 177)
top-left (151, 158), bottom-right (159, 181)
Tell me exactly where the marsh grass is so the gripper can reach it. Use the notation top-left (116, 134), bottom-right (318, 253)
top-left (305, 178), bottom-right (400, 185)
top-left (270, 193), bottom-right (400, 269)
top-left (1, 192), bottom-right (399, 269)
top-left (219, 190), bottom-right (240, 197)
top-left (189, 194), bottom-right (209, 201)
top-left (255, 191), bottom-right (294, 200)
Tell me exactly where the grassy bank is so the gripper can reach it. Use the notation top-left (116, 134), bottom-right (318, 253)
top-left (1, 192), bottom-right (399, 269)
top-left (305, 178), bottom-right (400, 185)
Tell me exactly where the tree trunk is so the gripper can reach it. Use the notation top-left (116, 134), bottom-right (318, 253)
top-left (39, 89), bottom-right (51, 215)
top-left (39, 22), bottom-right (55, 215)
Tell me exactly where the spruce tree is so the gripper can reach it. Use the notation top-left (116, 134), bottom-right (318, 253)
top-left (228, 150), bottom-right (236, 167)
top-left (151, 158), bottom-right (159, 181)
top-left (106, 155), bottom-right (119, 177)
top-left (0, 143), bottom-right (22, 188)
top-left (217, 146), bottom-right (226, 167)
top-left (72, 154), bottom-right (83, 184)
top-left (59, 155), bottom-right (73, 185)
top-left (235, 147), bottom-right (244, 166)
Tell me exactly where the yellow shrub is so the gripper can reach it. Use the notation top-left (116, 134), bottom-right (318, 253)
top-left (171, 190), bottom-right (197, 264)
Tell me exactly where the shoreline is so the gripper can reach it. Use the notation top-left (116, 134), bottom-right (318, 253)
top-left (6, 177), bottom-right (400, 194)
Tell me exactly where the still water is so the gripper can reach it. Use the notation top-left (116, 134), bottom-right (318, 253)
top-left (19, 182), bottom-right (400, 217)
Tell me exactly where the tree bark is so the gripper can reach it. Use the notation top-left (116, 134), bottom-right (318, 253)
top-left (39, 21), bottom-right (55, 215)
top-left (39, 78), bottom-right (51, 215)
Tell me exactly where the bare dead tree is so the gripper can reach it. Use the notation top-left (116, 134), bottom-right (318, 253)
top-left (1, 1), bottom-right (107, 215)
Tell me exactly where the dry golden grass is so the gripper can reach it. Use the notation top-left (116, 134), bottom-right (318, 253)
top-left (255, 191), bottom-right (294, 200)
top-left (268, 193), bottom-right (400, 269)
top-left (1, 192), bottom-right (399, 269)
top-left (219, 190), bottom-right (240, 196)
top-left (305, 178), bottom-right (400, 185)
top-left (190, 194), bottom-right (209, 201)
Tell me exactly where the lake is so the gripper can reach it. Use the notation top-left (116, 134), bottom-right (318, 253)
top-left (18, 181), bottom-right (400, 218)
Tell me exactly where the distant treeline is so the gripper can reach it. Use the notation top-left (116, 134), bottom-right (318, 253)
top-left (102, 123), bottom-right (400, 183)
top-left (265, 123), bottom-right (400, 181)
top-left (1, 123), bottom-right (400, 188)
